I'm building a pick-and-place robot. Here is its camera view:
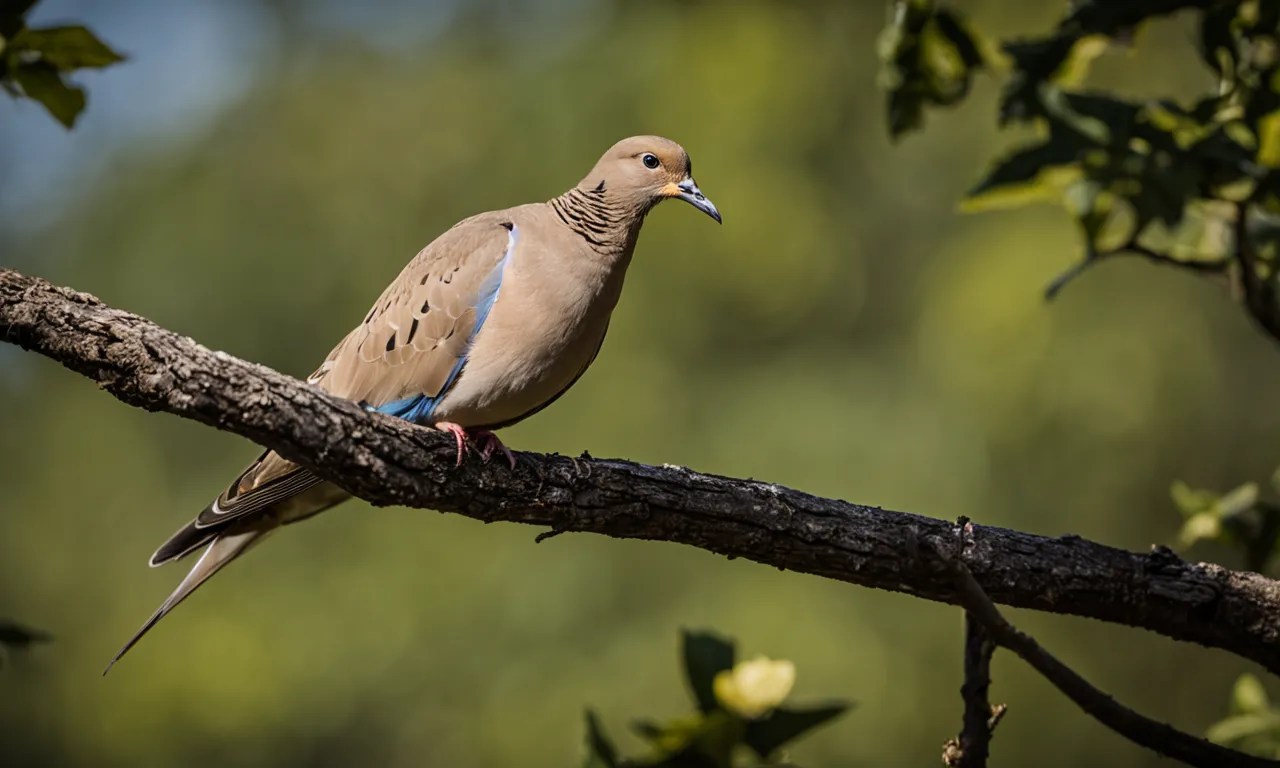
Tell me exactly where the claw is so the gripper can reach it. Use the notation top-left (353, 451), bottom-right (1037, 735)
top-left (430, 423), bottom-right (515, 470)
top-left (474, 429), bottom-right (517, 471)
top-left (434, 421), bottom-right (469, 467)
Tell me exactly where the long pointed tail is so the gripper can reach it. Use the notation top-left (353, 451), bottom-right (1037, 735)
top-left (104, 527), bottom-right (270, 674)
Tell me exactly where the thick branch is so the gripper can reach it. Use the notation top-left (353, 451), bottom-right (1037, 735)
top-left (5, 267), bottom-right (1280, 673)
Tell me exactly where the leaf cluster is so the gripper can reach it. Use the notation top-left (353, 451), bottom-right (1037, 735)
top-left (1, 0), bottom-right (123, 128)
top-left (1172, 474), bottom-right (1280, 573)
top-left (1207, 674), bottom-right (1280, 757)
top-left (881, 0), bottom-right (1280, 299)
top-left (583, 631), bottom-right (851, 768)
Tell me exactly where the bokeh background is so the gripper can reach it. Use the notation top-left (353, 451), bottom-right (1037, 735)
top-left (3, 1), bottom-right (1279, 766)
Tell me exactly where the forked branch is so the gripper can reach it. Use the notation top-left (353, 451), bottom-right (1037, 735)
top-left (3, 267), bottom-right (1280, 683)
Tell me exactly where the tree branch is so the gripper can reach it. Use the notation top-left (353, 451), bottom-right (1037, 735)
top-left (5, 267), bottom-right (1280, 674)
top-left (942, 611), bottom-right (1005, 767)
top-left (946, 544), bottom-right (1277, 768)
top-left (1044, 241), bottom-right (1231, 301)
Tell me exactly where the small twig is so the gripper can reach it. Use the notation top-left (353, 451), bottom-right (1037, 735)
top-left (987, 703), bottom-right (1007, 733)
top-left (1044, 242), bottom-right (1231, 301)
top-left (943, 519), bottom-right (1005, 767)
top-left (943, 613), bottom-right (1002, 767)
top-left (946, 554), bottom-right (1278, 768)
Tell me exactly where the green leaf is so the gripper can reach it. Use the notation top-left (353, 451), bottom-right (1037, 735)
top-left (1198, 2), bottom-right (1239, 79)
top-left (631, 719), bottom-right (664, 741)
top-left (963, 135), bottom-right (1086, 211)
top-left (1001, 35), bottom-right (1076, 85)
top-left (1172, 479), bottom-right (1280, 570)
top-left (0, 0), bottom-right (36, 39)
top-left (932, 9), bottom-right (984, 69)
top-left (0, 618), bottom-right (51, 669)
top-left (1059, 0), bottom-right (1212, 38)
top-left (682, 629), bottom-right (735, 714)
top-left (1218, 482), bottom-right (1261, 519)
top-left (1172, 481), bottom-right (1262, 549)
top-left (0, 619), bottom-right (52, 649)
top-left (1171, 481), bottom-right (1218, 517)
top-left (630, 715), bottom-right (706, 755)
top-left (1179, 512), bottom-right (1222, 548)
top-left (1259, 112), bottom-right (1280, 169)
top-left (1205, 676), bottom-right (1280, 755)
top-left (630, 712), bottom-right (741, 768)
top-left (11, 60), bottom-right (84, 128)
top-left (1234, 502), bottom-right (1280, 574)
top-left (1063, 180), bottom-right (1127, 250)
top-left (12, 25), bottom-right (125, 70)
top-left (877, 0), bottom-right (986, 140)
top-left (583, 710), bottom-right (619, 768)
top-left (0, 0), bottom-right (38, 16)
top-left (886, 87), bottom-right (925, 139)
top-left (1207, 712), bottom-right (1280, 749)
top-left (1233, 674), bottom-right (1271, 715)
top-left (742, 702), bottom-right (852, 759)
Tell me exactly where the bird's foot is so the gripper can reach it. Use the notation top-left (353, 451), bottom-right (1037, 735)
top-left (473, 429), bottom-right (517, 471)
top-left (434, 421), bottom-right (470, 467)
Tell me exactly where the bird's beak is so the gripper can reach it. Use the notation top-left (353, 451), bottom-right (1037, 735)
top-left (666, 178), bottom-right (721, 224)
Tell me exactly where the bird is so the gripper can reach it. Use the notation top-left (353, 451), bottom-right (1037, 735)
top-left (106, 135), bottom-right (721, 671)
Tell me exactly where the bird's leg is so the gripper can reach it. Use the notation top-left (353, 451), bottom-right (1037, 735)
top-left (433, 421), bottom-right (470, 467)
top-left (473, 429), bottom-right (517, 471)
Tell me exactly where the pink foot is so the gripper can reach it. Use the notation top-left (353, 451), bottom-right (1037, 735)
top-left (473, 429), bottom-right (517, 470)
top-left (434, 421), bottom-right (469, 467)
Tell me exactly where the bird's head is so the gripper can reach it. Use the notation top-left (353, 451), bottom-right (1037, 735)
top-left (580, 135), bottom-right (721, 223)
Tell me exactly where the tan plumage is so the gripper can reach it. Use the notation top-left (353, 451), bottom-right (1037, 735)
top-left (107, 136), bottom-right (721, 670)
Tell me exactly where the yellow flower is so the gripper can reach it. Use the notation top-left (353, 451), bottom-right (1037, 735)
top-left (713, 656), bottom-right (796, 719)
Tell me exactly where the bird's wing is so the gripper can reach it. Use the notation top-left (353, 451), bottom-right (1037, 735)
top-left (311, 214), bottom-right (517, 412)
top-left (159, 214), bottom-right (518, 540)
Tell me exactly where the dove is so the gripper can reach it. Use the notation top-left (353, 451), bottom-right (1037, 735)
top-left (106, 135), bottom-right (720, 670)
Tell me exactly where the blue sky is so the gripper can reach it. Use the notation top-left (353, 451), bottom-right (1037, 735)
top-left (0, 0), bottom-right (475, 231)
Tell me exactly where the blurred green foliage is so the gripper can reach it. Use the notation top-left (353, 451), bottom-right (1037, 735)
top-left (5, 0), bottom-right (1280, 766)
top-left (881, 0), bottom-right (1280, 299)
top-left (881, 0), bottom-right (1280, 572)
top-left (0, 0), bottom-right (123, 128)
top-left (1172, 475), bottom-right (1280, 572)
top-left (880, 0), bottom-right (1280, 758)
top-left (0, 619), bottom-right (52, 668)
top-left (583, 631), bottom-right (848, 767)
top-left (1207, 674), bottom-right (1280, 758)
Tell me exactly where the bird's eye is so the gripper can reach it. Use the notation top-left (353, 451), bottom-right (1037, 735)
top-left (641, 153), bottom-right (660, 170)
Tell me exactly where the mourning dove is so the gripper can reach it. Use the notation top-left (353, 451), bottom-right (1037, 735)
top-left (106, 136), bottom-right (720, 670)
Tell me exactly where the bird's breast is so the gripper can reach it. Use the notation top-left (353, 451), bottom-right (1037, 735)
top-left (431, 242), bottom-right (631, 428)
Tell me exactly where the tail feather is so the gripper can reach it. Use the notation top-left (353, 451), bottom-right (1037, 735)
top-left (104, 527), bottom-right (270, 674)
top-left (149, 520), bottom-right (220, 567)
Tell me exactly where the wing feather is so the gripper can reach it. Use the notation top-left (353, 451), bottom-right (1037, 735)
top-left (311, 215), bottom-right (514, 409)
top-left (174, 217), bottom-right (515, 534)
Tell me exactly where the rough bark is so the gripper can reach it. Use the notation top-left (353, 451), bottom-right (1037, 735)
top-left (4, 266), bottom-right (1280, 674)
